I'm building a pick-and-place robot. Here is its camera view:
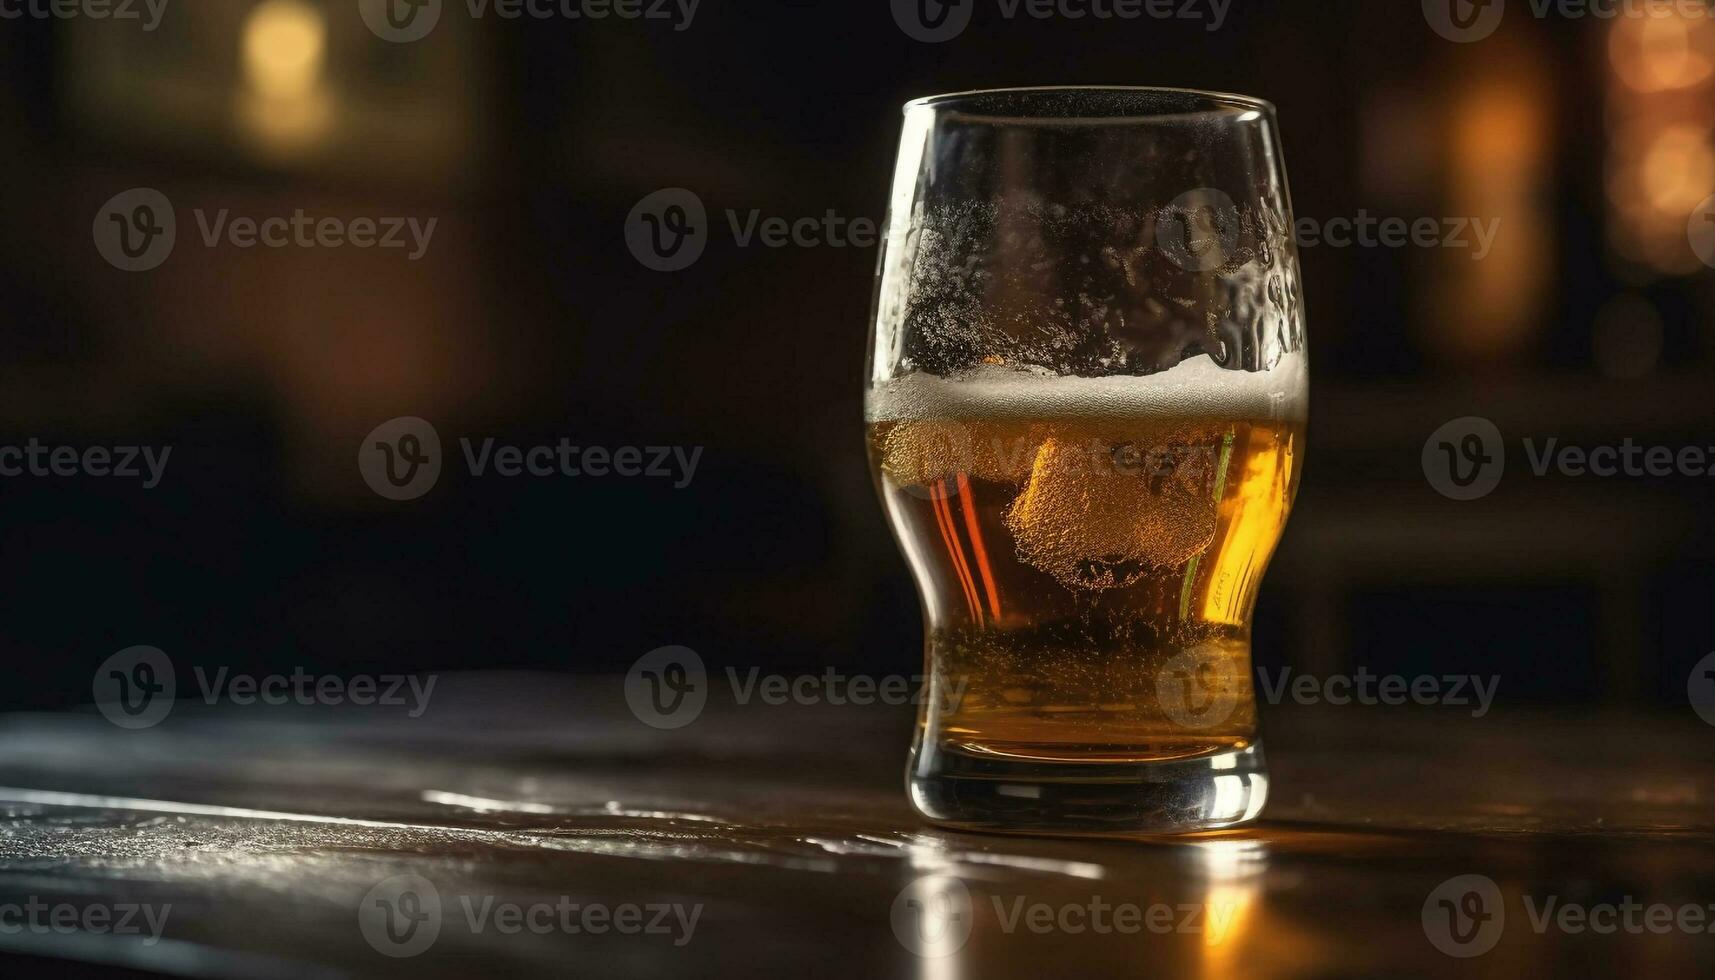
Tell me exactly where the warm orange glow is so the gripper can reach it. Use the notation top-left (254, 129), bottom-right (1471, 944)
top-left (1451, 87), bottom-right (1544, 177)
top-left (1605, 1), bottom-right (1715, 275)
top-left (238, 0), bottom-right (333, 154)
top-left (1190, 841), bottom-right (1266, 979)
top-left (1610, 10), bottom-right (1715, 93)
top-left (1431, 39), bottom-right (1553, 365)
top-left (1640, 125), bottom-right (1715, 211)
top-left (243, 0), bottom-right (326, 99)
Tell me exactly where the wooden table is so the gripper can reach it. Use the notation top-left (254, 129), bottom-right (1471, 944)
top-left (0, 673), bottom-right (1709, 978)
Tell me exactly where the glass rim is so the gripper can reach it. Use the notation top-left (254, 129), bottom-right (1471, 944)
top-left (902, 86), bottom-right (1276, 122)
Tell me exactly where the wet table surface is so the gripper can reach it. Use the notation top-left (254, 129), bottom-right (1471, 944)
top-left (0, 673), bottom-right (1711, 978)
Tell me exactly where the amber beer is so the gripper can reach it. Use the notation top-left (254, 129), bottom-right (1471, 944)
top-left (867, 361), bottom-right (1303, 765)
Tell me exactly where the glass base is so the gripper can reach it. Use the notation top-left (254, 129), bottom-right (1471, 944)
top-left (907, 739), bottom-right (1268, 836)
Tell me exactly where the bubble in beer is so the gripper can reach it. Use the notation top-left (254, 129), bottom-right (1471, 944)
top-left (1004, 435), bottom-right (1218, 590)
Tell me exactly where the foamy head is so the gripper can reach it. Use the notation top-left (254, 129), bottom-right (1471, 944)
top-left (865, 352), bottom-right (1307, 423)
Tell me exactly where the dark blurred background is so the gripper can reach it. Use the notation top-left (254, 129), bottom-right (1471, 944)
top-left (2, 0), bottom-right (1713, 712)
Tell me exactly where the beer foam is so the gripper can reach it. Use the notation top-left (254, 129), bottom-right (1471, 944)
top-left (865, 351), bottom-right (1307, 423)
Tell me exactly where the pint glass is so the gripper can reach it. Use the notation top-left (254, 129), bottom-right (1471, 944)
top-left (865, 88), bottom-right (1307, 834)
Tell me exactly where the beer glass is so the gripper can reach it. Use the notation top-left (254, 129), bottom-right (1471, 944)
top-left (865, 87), bottom-right (1306, 835)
